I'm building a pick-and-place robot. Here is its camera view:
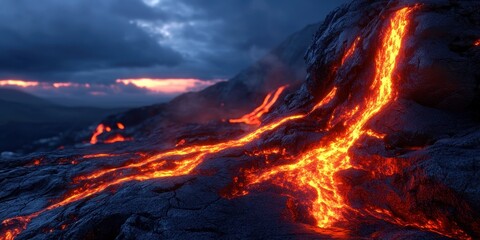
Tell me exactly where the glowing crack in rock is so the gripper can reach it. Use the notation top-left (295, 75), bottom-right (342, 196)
top-left (341, 36), bottom-right (361, 65)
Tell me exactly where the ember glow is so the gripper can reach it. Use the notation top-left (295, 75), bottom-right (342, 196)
top-left (475, 39), bottom-right (480, 46)
top-left (0, 6), bottom-right (473, 240)
top-left (116, 78), bottom-right (224, 94)
top-left (229, 85), bottom-right (288, 125)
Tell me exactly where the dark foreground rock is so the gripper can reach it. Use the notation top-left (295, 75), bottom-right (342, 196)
top-left (1, 0), bottom-right (480, 239)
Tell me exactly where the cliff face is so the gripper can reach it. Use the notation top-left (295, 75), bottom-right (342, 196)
top-left (1, 1), bottom-right (480, 239)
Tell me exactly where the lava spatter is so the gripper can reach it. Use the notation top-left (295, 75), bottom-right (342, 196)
top-left (89, 122), bottom-right (130, 145)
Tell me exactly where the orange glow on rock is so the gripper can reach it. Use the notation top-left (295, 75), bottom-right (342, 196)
top-left (474, 39), bottom-right (480, 46)
top-left (116, 78), bottom-right (224, 94)
top-left (117, 123), bottom-right (125, 130)
top-left (0, 80), bottom-right (39, 88)
top-left (229, 85), bottom-right (287, 125)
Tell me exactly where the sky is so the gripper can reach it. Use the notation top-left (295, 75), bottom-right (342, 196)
top-left (0, 0), bottom-right (348, 107)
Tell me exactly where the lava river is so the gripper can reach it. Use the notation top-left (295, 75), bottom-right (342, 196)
top-left (0, 6), bottom-right (471, 240)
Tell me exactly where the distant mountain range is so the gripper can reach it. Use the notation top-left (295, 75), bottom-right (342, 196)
top-left (0, 88), bottom-right (124, 153)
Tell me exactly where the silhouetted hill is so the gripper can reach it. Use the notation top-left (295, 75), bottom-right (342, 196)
top-left (0, 88), bottom-right (124, 152)
top-left (0, 88), bottom-right (53, 106)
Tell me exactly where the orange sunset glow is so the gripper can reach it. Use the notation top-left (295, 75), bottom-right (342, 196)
top-left (116, 78), bottom-right (224, 93)
top-left (0, 80), bottom-right (39, 88)
top-left (0, 78), bottom-right (224, 98)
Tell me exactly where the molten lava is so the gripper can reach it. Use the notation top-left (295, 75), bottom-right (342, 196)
top-left (229, 85), bottom-right (288, 125)
top-left (89, 124), bottom-right (105, 145)
top-left (341, 36), bottom-right (361, 65)
top-left (89, 123), bottom-right (130, 145)
top-left (233, 7), bottom-right (414, 228)
top-left (0, 6), bottom-right (472, 240)
top-left (104, 134), bottom-right (130, 144)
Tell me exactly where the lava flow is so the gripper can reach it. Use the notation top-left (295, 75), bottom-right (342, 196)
top-left (341, 36), bottom-right (361, 65)
top-left (0, 6), bottom-right (471, 240)
top-left (230, 6), bottom-right (415, 228)
top-left (89, 124), bottom-right (105, 144)
top-left (229, 85), bottom-right (287, 125)
top-left (89, 122), bottom-right (130, 145)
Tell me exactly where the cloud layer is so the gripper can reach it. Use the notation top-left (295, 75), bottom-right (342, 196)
top-left (0, 0), bottom-right (348, 106)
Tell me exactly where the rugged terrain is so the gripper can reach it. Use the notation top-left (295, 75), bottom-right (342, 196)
top-left (1, 0), bottom-right (480, 239)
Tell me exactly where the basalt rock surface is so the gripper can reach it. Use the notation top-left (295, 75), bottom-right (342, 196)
top-left (1, 0), bottom-right (480, 239)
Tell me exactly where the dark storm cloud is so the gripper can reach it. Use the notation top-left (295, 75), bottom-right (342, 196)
top-left (0, 0), bottom-right (349, 84)
top-left (137, 0), bottom-right (350, 79)
top-left (0, 0), bottom-right (182, 81)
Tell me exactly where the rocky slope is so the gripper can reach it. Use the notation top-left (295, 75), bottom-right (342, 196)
top-left (1, 0), bottom-right (480, 239)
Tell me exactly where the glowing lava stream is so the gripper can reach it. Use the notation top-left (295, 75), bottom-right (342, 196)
top-left (236, 6), bottom-right (415, 228)
top-left (0, 114), bottom-right (306, 240)
top-left (1, 6), bottom-right (425, 240)
top-left (229, 85), bottom-right (288, 125)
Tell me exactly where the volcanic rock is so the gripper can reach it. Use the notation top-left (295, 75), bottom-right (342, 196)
top-left (1, 0), bottom-right (480, 239)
